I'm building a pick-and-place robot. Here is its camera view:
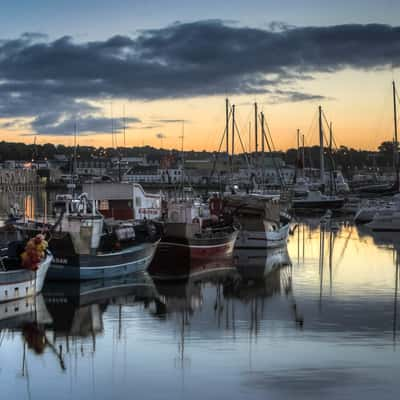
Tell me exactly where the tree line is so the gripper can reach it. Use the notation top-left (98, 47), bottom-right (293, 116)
top-left (0, 140), bottom-right (396, 175)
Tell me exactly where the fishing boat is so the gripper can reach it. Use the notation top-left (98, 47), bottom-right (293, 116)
top-left (152, 197), bottom-right (239, 264)
top-left (0, 237), bottom-right (52, 302)
top-left (15, 193), bottom-right (161, 281)
top-left (235, 218), bottom-right (290, 249)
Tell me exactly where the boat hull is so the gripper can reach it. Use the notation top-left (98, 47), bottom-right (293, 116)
top-left (0, 254), bottom-right (52, 303)
top-left (235, 223), bottom-right (290, 249)
top-left (292, 199), bottom-right (344, 210)
top-left (47, 240), bottom-right (160, 281)
top-left (156, 232), bottom-right (237, 258)
top-left (149, 230), bottom-right (238, 279)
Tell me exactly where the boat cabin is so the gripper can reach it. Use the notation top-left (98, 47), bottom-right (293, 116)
top-left (83, 183), bottom-right (161, 221)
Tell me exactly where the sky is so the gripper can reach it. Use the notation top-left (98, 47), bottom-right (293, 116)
top-left (0, 0), bottom-right (400, 152)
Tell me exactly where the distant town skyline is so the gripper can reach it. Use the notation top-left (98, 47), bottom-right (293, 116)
top-left (0, 0), bottom-right (399, 151)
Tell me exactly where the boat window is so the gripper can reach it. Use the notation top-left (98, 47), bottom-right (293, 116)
top-left (99, 200), bottom-right (109, 211)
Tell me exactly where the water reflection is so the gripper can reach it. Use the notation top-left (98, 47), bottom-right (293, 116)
top-left (1, 220), bottom-right (400, 399)
top-left (43, 272), bottom-right (159, 343)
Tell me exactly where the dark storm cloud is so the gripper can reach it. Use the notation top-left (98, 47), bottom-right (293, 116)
top-left (0, 21), bottom-right (399, 134)
top-left (270, 90), bottom-right (327, 103)
top-left (29, 115), bottom-right (140, 136)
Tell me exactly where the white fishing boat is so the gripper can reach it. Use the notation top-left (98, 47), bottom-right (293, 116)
top-left (235, 221), bottom-right (290, 249)
top-left (0, 242), bottom-right (52, 302)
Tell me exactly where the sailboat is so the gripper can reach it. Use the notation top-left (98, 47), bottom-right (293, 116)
top-left (292, 106), bottom-right (344, 211)
top-left (367, 81), bottom-right (400, 231)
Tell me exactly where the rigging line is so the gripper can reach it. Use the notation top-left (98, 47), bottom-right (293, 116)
top-left (233, 119), bottom-right (251, 167)
top-left (321, 110), bottom-right (339, 150)
top-left (303, 108), bottom-right (318, 170)
top-left (321, 110), bottom-right (334, 149)
top-left (305, 108), bottom-right (318, 144)
top-left (265, 120), bottom-right (277, 152)
top-left (261, 118), bottom-right (285, 188)
top-left (209, 108), bottom-right (233, 178)
top-left (233, 104), bottom-right (253, 155)
top-left (256, 113), bottom-right (275, 152)
top-left (209, 125), bottom-right (227, 179)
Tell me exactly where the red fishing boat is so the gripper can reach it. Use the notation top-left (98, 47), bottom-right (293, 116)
top-left (149, 195), bottom-right (239, 274)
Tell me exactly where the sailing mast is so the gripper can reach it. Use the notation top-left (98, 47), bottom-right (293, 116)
top-left (261, 111), bottom-right (265, 187)
top-left (123, 105), bottom-right (126, 147)
top-left (225, 98), bottom-right (229, 156)
top-left (393, 81), bottom-right (399, 188)
top-left (318, 105), bottom-right (325, 191)
top-left (231, 104), bottom-right (235, 175)
top-left (254, 102), bottom-right (258, 157)
top-left (296, 129), bottom-right (300, 178)
top-left (329, 122), bottom-right (334, 194)
top-left (73, 121), bottom-right (77, 178)
top-left (181, 120), bottom-right (185, 194)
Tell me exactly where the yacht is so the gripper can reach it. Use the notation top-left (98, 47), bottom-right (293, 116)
top-left (354, 195), bottom-right (400, 224)
top-left (292, 190), bottom-right (344, 210)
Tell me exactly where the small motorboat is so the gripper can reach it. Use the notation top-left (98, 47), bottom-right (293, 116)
top-left (367, 209), bottom-right (400, 232)
top-left (0, 236), bottom-right (52, 303)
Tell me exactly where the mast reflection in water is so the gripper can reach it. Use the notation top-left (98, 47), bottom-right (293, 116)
top-left (1, 221), bottom-right (400, 400)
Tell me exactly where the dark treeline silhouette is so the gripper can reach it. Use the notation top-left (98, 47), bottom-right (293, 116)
top-left (0, 140), bottom-right (396, 174)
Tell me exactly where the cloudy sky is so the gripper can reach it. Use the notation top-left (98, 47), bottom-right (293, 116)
top-left (0, 0), bottom-right (399, 151)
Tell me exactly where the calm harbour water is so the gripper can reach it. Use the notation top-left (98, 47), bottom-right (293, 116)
top-left (1, 192), bottom-right (400, 399)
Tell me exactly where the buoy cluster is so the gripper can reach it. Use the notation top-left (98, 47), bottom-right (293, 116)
top-left (21, 234), bottom-right (48, 271)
